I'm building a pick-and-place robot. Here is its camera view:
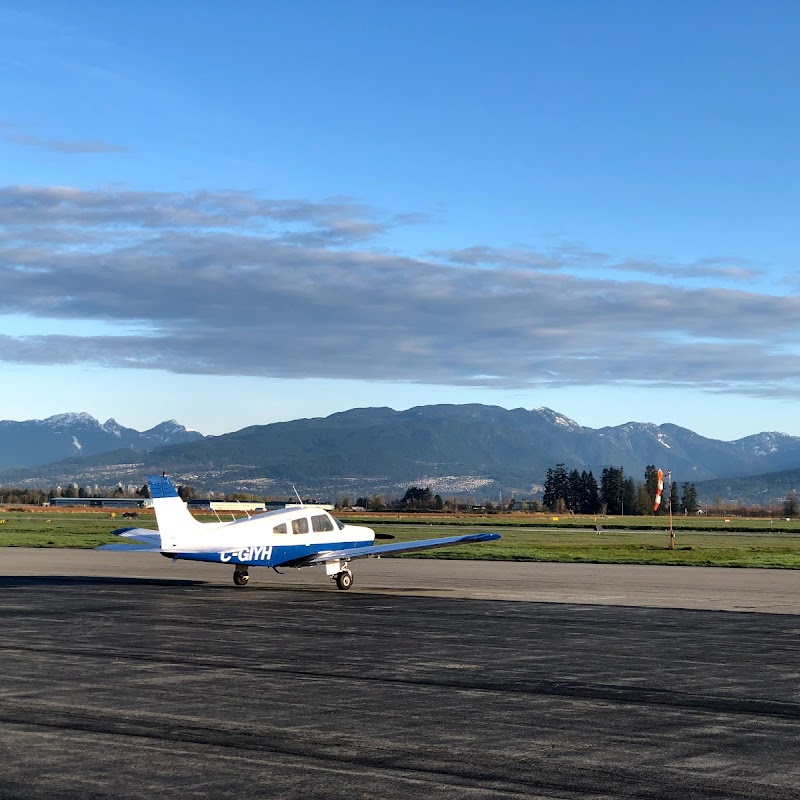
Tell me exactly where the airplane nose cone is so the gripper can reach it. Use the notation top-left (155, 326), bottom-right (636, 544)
top-left (343, 523), bottom-right (375, 538)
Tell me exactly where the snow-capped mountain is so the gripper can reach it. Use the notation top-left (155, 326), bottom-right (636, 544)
top-left (0, 413), bottom-right (204, 470)
top-left (1, 404), bottom-right (799, 502)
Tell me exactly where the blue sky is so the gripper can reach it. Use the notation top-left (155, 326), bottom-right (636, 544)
top-left (1, 1), bottom-right (799, 439)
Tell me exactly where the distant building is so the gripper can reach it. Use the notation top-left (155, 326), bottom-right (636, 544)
top-left (187, 500), bottom-right (266, 512)
top-left (50, 497), bottom-right (152, 509)
top-left (185, 500), bottom-right (334, 513)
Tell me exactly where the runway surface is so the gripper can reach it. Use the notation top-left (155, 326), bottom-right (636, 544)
top-left (1, 549), bottom-right (800, 798)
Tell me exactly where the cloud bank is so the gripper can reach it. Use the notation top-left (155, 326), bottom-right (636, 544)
top-left (1, 185), bottom-right (798, 399)
top-left (1, 124), bottom-right (129, 154)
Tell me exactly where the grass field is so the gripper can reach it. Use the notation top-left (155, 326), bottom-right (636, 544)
top-left (373, 524), bottom-right (800, 568)
top-left (343, 511), bottom-right (800, 534)
top-left (1, 508), bottom-right (799, 568)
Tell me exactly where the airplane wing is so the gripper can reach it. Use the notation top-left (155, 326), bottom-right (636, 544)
top-left (96, 526), bottom-right (162, 552)
top-left (285, 532), bottom-right (501, 567)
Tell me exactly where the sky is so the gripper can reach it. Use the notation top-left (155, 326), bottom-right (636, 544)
top-left (1, 0), bottom-right (799, 440)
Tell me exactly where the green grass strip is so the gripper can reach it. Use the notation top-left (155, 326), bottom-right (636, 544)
top-left (1, 512), bottom-right (799, 568)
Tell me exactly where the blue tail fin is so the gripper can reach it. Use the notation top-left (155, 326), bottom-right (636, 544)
top-left (148, 474), bottom-right (203, 550)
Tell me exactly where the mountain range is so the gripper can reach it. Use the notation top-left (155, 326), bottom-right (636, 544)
top-left (0, 413), bottom-right (203, 470)
top-left (0, 405), bottom-right (799, 506)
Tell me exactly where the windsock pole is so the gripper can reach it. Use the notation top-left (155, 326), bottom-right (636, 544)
top-left (668, 470), bottom-right (675, 550)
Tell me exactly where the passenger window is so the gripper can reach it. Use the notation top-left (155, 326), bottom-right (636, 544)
top-left (273, 523), bottom-right (287, 534)
top-left (311, 514), bottom-right (334, 533)
top-left (291, 517), bottom-right (309, 535)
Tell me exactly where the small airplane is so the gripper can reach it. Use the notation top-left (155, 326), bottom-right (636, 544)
top-left (98, 474), bottom-right (500, 589)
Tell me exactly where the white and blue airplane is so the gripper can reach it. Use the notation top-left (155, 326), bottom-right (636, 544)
top-left (98, 474), bottom-right (500, 589)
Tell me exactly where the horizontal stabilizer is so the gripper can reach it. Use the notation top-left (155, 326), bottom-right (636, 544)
top-left (288, 532), bottom-right (501, 567)
top-left (96, 543), bottom-right (164, 552)
top-left (96, 526), bottom-right (162, 553)
top-left (112, 526), bottom-right (158, 538)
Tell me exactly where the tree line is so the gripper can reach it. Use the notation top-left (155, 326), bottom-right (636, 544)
top-left (0, 483), bottom-right (151, 506)
top-left (2, 478), bottom-right (797, 518)
top-left (541, 464), bottom-right (700, 515)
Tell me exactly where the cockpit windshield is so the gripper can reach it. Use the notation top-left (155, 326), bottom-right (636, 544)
top-left (334, 517), bottom-right (345, 530)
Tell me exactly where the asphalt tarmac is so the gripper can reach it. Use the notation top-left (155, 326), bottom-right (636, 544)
top-left (1, 549), bottom-right (800, 798)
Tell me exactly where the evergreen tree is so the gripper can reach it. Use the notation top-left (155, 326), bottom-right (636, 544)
top-left (622, 476), bottom-right (637, 516)
top-left (401, 486), bottom-right (434, 509)
top-left (669, 479), bottom-right (679, 514)
top-left (566, 469), bottom-right (600, 513)
top-left (600, 467), bottom-right (625, 514)
top-left (542, 467), bottom-right (556, 510)
top-left (542, 464), bottom-right (569, 511)
top-left (635, 483), bottom-right (652, 515)
top-left (567, 469), bottom-right (581, 511)
top-left (582, 471), bottom-right (600, 513)
top-left (681, 482), bottom-right (699, 514)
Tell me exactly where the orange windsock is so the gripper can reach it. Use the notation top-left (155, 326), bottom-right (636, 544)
top-left (653, 468), bottom-right (664, 511)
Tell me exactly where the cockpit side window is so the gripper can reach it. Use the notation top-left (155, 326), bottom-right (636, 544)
top-left (273, 522), bottom-right (287, 534)
top-left (311, 513), bottom-right (334, 532)
top-left (291, 517), bottom-right (309, 535)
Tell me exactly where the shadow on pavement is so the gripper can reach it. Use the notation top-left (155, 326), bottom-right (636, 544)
top-left (0, 575), bottom-right (208, 588)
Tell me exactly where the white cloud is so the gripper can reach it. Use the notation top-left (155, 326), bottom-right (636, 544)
top-left (0, 123), bottom-right (129, 154)
top-left (3, 131), bottom-right (129, 154)
top-left (1, 184), bottom-right (798, 400)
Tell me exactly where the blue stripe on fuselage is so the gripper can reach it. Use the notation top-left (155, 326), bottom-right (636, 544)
top-left (165, 540), bottom-right (369, 566)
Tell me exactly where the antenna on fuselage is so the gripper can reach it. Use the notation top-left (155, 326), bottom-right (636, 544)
top-left (292, 485), bottom-right (304, 506)
top-left (236, 499), bottom-right (252, 519)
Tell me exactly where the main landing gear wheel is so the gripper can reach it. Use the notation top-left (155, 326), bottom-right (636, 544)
top-left (233, 569), bottom-right (250, 587)
top-left (335, 570), bottom-right (353, 590)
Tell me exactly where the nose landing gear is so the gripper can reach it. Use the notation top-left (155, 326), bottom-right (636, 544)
top-left (325, 558), bottom-right (354, 590)
top-left (334, 570), bottom-right (353, 590)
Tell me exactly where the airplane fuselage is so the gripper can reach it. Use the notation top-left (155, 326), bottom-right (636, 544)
top-left (102, 474), bottom-right (500, 589)
top-left (159, 505), bottom-right (375, 568)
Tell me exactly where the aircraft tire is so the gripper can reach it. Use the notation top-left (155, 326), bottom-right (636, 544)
top-left (233, 570), bottom-right (250, 587)
top-left (335, 571), bottom-right (353, 590)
